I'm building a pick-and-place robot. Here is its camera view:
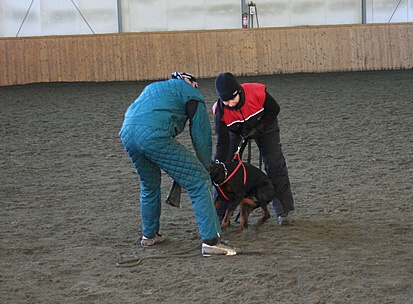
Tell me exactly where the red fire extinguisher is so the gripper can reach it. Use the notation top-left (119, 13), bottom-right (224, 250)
top-left (242, 13), bottom-right (248, 28)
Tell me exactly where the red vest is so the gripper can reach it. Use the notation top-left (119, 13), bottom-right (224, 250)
top-left (221, 83), bottom-right (266, 128)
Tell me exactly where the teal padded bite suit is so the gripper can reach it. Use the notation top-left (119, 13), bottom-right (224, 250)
top-left (119, 78), bottom-right (222, 241)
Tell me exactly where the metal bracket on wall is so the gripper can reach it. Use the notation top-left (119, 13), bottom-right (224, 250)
top-left (247, 1), bottom-right (259, 28)
top-left (16, 0), bottom-right (95, 37)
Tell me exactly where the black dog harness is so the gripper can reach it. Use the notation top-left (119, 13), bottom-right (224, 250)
top-left (213, 153), bottom-right (246, 201)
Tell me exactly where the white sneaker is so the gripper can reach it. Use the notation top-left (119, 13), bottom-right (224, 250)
top-left (278, 213), bottom-right (292, 226)
top-left (140, 233), bottom-right (165, 247)
top-left (202, 240), bottom-right (237, 257)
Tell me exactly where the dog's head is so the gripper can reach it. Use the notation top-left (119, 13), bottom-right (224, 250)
top-left (208, 160), bottom-right (227, 185)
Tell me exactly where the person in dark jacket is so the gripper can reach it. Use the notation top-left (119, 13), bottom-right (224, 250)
top-left (213, 72), bottom-right (295, 225)
top-left (119, 72), bottom-right (236, 256)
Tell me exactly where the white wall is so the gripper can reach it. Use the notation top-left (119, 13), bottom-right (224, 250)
top-left (0, 0), bottom-right (118, 37)
top-left (1, 0), bottom-right (412, 37)
top-left (366, 0), bottom-right (412, 23)
top-left (120, 0), bottom-right (360, 32)
top-left (121, 0), bottom-right (241, 32)
top-left (254, 0), bottom-right (361, 27)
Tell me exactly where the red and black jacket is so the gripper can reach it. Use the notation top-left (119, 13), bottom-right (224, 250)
top-left (213, 83), bottom-right (280, 162)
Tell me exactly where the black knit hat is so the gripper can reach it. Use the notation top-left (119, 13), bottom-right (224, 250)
top-left (215, 72), bottom-right (241, 101)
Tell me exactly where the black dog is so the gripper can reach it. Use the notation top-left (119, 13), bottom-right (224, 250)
top-left (209, 159), bottom-right (275, 232)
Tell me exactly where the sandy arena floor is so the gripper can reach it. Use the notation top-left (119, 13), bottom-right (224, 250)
top-left (1, 69), bottom-right (412, 303)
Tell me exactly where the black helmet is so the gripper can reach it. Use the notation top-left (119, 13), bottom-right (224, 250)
top-left (171, 72), bottom-right (198, 88)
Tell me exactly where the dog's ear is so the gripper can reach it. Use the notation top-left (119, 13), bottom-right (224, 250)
top-left (208, 163), bottom-right (219, 179)
top-left (208, 160), bottom-right (216, 174)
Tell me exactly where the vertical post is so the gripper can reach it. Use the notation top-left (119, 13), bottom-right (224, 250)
top-left (117, 0), bottom-right (123, 33)
top-left (248, 2), bottom-right (258, 28)
top-left (241, 0), bottom-right (247, 28)
top-left (249, 3), bottom-right (253, 28)
top-left (361, 0), bottom-right (367, 24)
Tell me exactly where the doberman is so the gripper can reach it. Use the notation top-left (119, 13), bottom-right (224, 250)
top-left (209, 159), bottom-right (275, 232)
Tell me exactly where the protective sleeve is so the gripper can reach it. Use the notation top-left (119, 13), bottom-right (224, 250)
top-left (189, 101), bottom-right (212, 168)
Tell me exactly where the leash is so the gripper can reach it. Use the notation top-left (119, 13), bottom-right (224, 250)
top-left (116, 246), bottom-right (275, 268)
top-left (213, 138), bottom-right (247, 201)
top-left (238, 136), bottom-right (262, 170)
top-left (116, 245), bottom-right (200, 268)
top-left (213, 156), bottom-right (246, 201)
top-left (238, 249), bottom-right (273, 255)
top-left (213, 136), bottom-right (248, 201)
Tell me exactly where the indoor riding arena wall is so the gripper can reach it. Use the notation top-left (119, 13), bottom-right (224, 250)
top-left (1, 23), bottom-right (412, 86)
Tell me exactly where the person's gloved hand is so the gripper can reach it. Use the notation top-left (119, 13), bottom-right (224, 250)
top-left (241, 127), bottom-right (258, 140)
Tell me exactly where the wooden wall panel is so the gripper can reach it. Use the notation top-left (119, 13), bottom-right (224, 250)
top-left (1, 23), bottom-right (412, 86)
